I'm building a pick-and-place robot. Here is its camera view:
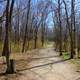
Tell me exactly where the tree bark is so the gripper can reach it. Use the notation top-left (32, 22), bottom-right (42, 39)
top-left (70, 0), bottom-right (75, 58)
top-left (22, 0), bottom-right (31, 53)
top-left (58, 0), bottom-right (62, 56)
top-left (2, 0), bottom-right (15, 73)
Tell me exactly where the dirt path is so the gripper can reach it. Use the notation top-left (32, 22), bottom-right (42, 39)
top-left (18, 48), bottom-right (80, 80)
top-left (0, 48), bottom-right (80, 80)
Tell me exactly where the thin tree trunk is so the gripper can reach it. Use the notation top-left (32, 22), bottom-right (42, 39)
top-left (22, 0), bottom-right (31, 53)
top-left (41, 23), bottom-right (45, 47)
top-left (70, 0), bottom-right (75, 58)
top-left (58, 0), bottom-right (62, 56)
top-left (34, 27), bottom-right (38, 49)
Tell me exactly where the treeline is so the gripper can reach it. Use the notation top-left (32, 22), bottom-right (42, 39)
top-left (0, 0), bottom-right (53, 53)
top-left (53, 0), bottom-right (80, 58)
top-left (0, 0), bottom-right (52, 73)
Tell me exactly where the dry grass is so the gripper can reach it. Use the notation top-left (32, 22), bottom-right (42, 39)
top-left (0, 51), bottom-right (34, 80)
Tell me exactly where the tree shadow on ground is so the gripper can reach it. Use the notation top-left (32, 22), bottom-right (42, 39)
top-left (17, 58), bottom-right (70, 72)
top-left (0, 71), bottom-right (23, 80)
top-left (75, 77), bottom-right (80, 80)
top-left (0, 56), bottom-right (70, 76)
top-left (0, 72), bottom-right (24, 80)
top-left (31, 55), bottom-right (59, 60)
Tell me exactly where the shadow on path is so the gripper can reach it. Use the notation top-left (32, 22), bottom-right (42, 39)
top-left (17, 58), bottom-right (70, 72)
top-left (75, 77), bottom-right (80, 80)
top-left (0, 56), bottom-right (70, 76)
top-left (31, 55), bottom-right (59, 60)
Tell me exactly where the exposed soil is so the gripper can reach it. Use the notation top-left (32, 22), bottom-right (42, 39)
top-left (0, 48), bottom-right (80, 80)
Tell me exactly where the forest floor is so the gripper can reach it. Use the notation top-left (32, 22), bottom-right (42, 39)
top-left (0, 45), bottom-right (80, 80)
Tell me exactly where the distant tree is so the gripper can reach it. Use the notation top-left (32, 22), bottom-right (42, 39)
top-left (70, 0), bottom-right (76, 58)
top-left (58, 0), bottom-right (63, 56)
top-left (22, 0), bottom-right (31, 52)
top-left (0, 20), bottom-right (2, 41)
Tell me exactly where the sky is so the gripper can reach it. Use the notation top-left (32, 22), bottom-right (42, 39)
top-left (0, 0), bottom-right (80, 28)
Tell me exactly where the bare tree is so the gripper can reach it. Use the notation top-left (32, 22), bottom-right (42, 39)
top-left (22, 0), bottom-right (31, 52)
top-left (70, 0), bottom-right (76, 58)
top-left (58, 0), bottom-right (62, 56)
top-left (2, 0), bottom-right (15, 73)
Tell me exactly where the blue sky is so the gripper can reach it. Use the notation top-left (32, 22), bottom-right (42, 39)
top-left (0, 0), bottom-right (54, 28)
top-left (0, 0), bottom-right (80, 28)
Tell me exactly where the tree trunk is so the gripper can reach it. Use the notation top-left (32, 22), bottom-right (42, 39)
top-left (58, 0), bottom-right (62, 56)
top-left (22, 0), bottom-right (31, 53)
top-left (34, 28), bottom-right (38, 49)
top-left (2, 0), bottom-right (15, 73)
top-left (70, 0), bottom-right (75, 59)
